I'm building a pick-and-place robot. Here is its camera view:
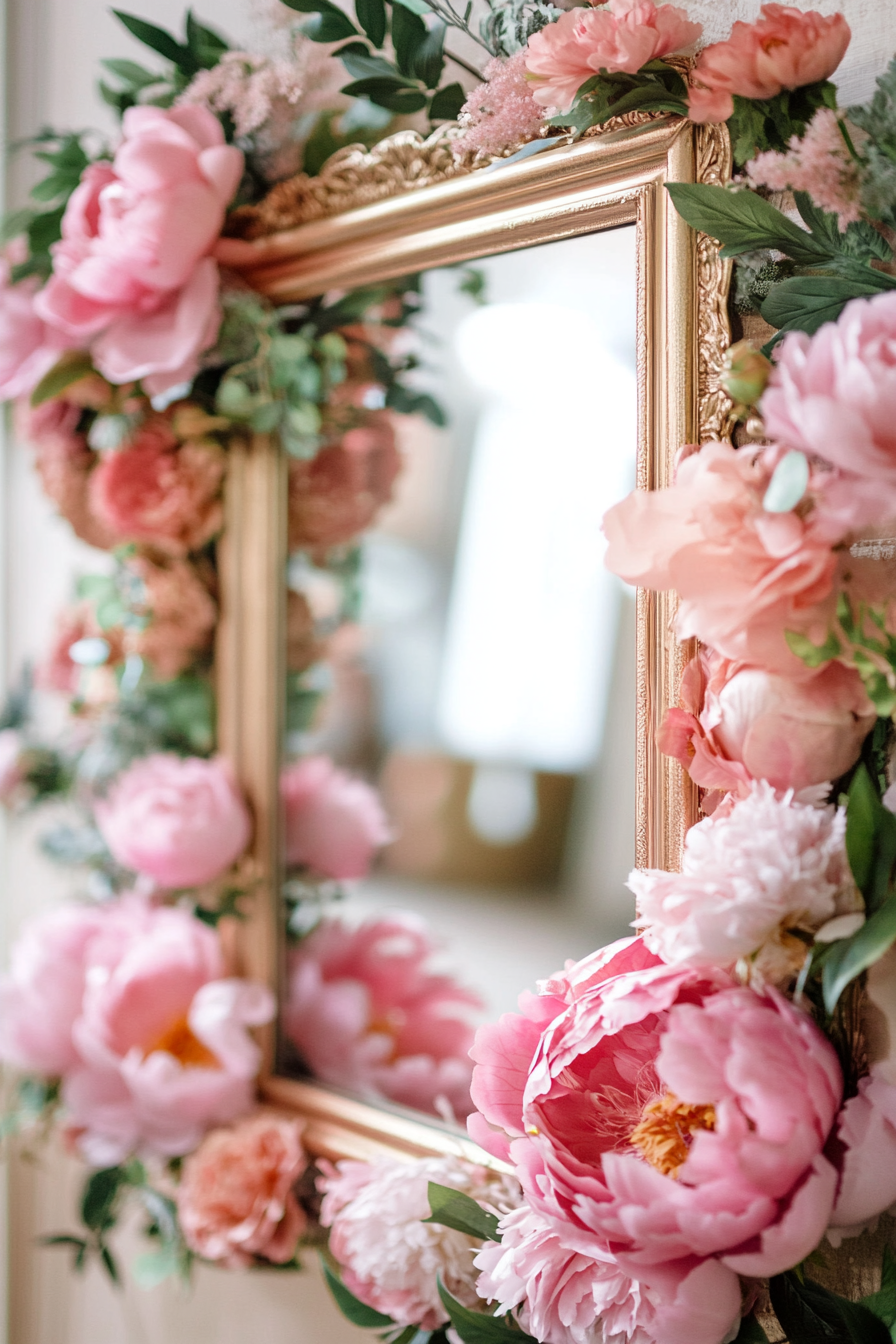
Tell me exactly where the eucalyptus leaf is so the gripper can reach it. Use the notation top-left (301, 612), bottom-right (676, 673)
top-left (437, 1281), bottom-right (536, 1344)
top-left (666, 182), bottom-right (835, 265)
top-left (132, 1245), bottom-right (182, 1289)
top-left (822, 896), bottom-right (896, 1013)
top-left (392, 0), bottom-right (433, 15)
top-left (762, 450), bottom-right (809, 513)
top-left (761, 275), bottom-right (890, 343)
top-left (423, 1182), bottom-right (500, 1241)
top-left (322, 1260), bottom-right (394, 1327)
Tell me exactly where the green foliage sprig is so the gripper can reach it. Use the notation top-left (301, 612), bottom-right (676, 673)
top-left (726, 80), bottom-right (839, 167)
top-left (546, 59), bottom-right (689, 139)
top-left (2, 131), bottom-right (101, 284)
top-left (100, 9), bottom-right (230, 116)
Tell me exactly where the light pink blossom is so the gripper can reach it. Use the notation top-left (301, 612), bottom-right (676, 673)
top-left (180, 51), bottom-right (309, 138)
top-left (455, 52), bottom-right (546, 160)
top-left (0, 729), bottom-right (25, 804)
top-left (35, 107), bottom-right (243, 397)
top-left (319, 1155), bottom-right (521, 1329)
top-left (469, 937), bottom-right (843, 1344)
top-left (177, 1114), bottom-right (307, 1267)
top-left (284, 915), bottom-right (481, 1117)
top-left (630, 781), bottom-right (856, 981)
top-left (748, 108), bottom-right (861, 232)
top-left (0, 251), bottom-right (71, 400)
top-left (688, 5), bottom-right (850, 124)
top-left (94, 754), bottom-right (252, 889)
top-left (525, 0), bottom-right (702, 113)
top-left (281, 756), bottom-right (391, 879)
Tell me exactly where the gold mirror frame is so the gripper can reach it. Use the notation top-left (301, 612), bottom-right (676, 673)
top-left (218, 114), bottom-right (732, 1165)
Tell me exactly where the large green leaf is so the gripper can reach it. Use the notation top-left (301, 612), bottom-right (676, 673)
top-left (185, 10), bottom-right (229, 67)
top-left (732, 1316), bottom-right (769, 1344)
top-left (112, 11), bottom-right (191, 70)
top-left (413, 20), bottom-right (446, 90)
top-left (81, 1167), bottom-right (126, 1234)
top-left (355, 0), bottom-right (387, 47)
top-left (846, 763), bottom-right (896, 912)
top-left (761, 275), bottom-right (889, 341)
top-left (429, 82), bottom-right (465, 121)
top-left (341, 77), bottom-right (427, 112)
top-left (822, 896), bottom-right (896, 1013)
top-left (322, 1260), bottom-right (394, 1328)
top-left (863, 1246), bottom-right (896, 1329)
top-left (390, 1), bottom-right (428, 78)
top-left (770, 1272), bottom-right (891, 1344)
top-left (423, 1183), bottom-right (500, 1241)
top-left (437, 1282), bottom-right (536, 1344)
top-left (666, 182), bottom-right (835, 265)
top-left (30, 353), bottom-right (95, 407)
top-left (337, 44), bottom-right (407, 81)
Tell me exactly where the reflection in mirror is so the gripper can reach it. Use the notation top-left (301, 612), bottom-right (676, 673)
top-left (277, 226), bottom-right (637, 1126)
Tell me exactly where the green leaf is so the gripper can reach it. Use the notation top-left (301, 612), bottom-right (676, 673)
top-left (822, 897), bottom-right (896, 1013)
top-left (30, 353), bottom-right (95, 407)
top-left (30, 172), bottom-right (78, 202)
top-left (846, 763), bottom-right (896, 911)
top-left (429, 82), bottom-right (465, 121)
top-left (81, 1167), bottom-right (125, 1234)
top-left (112, 11), bottom-right (191, 70)
top-left (250, 401), bottom-right (283, 433)
top-left (0, 207), bottom-right (35, 245)
top-left (185, 10), bottom-right (230, 67)
top-left (322, 1260), bottom-right (394, 1328)
top-left (341, 77), bottom-right (427, 113)
top-left (770, 1272), bottom-right (891, 1344)
top-left (41, 1234), bottom-right (88, 1249)
top-left (100, 1242), bottom-right (121, 1286)
top-left (413, 21), bottom-right (446, 89)
top-left (424, 1183), bottom-right (500, 1241)
top-left (392, 0), bottom-right (433, 14)
top-left (437, 1281), bottom-right (535, 1344)
top-left (101, 57), bottom-right (160, 88)
top-left (355, 0), bottom-right (386, 47)
top-left (132, 1245), bottom-right (183, 1289)
top-left (732, 1315), bottom-right (769, 1344)
top-left (666, 182), bottom-right (835, 266)
top-left (390, 1), bottom-right (428, 79)
top-left (279, 0), bottom-right (360, 40)
top-left (863, 1246), bottom-right (896, 1328)
top-left (385, 384), bottom-right (446, 425)
top-left (761, 275), bottom-right (891, 342)
top-left (337, 44), bottom-right (404, 82)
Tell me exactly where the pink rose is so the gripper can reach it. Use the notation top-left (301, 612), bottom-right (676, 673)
top-left (0, 251), bottom-right (71, 400)
top-left (659, 649), bottom-right (875, 799)
top-left (60, 898), bottom-right (273, 1163)
top-left (281, 756), bottom-right (391, 879)
top-left (525, 0), bottom-right (702, 113)
top-left (88, 417), bottom-right (224, 554)
top-left (602, 442), bottom-right (840, 676)
top-left (94, 754), bottom-right (252, 889)
top-left (287, 412), bottom-right (401, 554)
top-left (284, 916), bottom-right (481, 1118)
top-left (469, 937), bottom-right (843, 1344)
top-left (177, 1114), bottom-right (307, 1267)
top-left (129, 553), bottom-right (217, 681)
top-left (688, 4), bottom-right (850, 124)
top-left (35, 107), bottom-right (243, 397)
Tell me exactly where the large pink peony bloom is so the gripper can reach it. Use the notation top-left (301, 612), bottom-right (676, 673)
top-left (284, 915), bottom-right (481, 1118)
top-left (95, 754), bottom-right (252, 889)
top-left (688, 5), bottom-right (850, 124)
top-left (0, 250), bottom-right (71, 400)
top-left (177, 1114), bottom-right (307, 1267)
top-left (469, 937), bottom-right (843, 1344)
top-left (762, 292), bottom-right (896, 525)
top-left (525, 0), bottom-right (702, 113)
top-left (35, 107), bottom-right (243, 397)
top-left (281, 756), bottom-right (391, 879)
top-left (603, 442), bottom-right (842, 676)
top-left (319, 1155), bottom-right (521, 1329)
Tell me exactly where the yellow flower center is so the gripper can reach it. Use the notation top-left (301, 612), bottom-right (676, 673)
top-left (628, 1092), bottom-right (716, 1179)
top-left (147, 1014), bottom-right (219, 1069)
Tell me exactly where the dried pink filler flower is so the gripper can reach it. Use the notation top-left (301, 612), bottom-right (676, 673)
top-left (748, 108), bottom-right (861, 231)
top-left (455, 51), bottom-right (546, 160)
top-left (181, 52), bottom-right (308, 137)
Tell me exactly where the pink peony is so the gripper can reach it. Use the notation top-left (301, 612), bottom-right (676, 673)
top-left (688, 5), bottom-right (850, 124)
top-left (284, 915), bottom-right (482, 1118)
top-left (319, 1155), bottom-right (521, 1329)
top-left (0, 250), bottom-right (71, 400)
top-left (747, 107), bottom-right (862, 233)
top-left (455, 51), bottom-right (546, 160)
top-left (468, 937), bottom-right (843, 1344)
top-left (525, 0), bottom-right (702, 113)
top-left (287, 412), bottom-right (401, 554)
top-left (88, 417), bottom-right (224, 554)
top-left (603, 442), bottom-right (842, 676)
top-left (94, 754), bottom-right (252, 889)
top-left (630, 781), bottom-right (857, 982)
top-left (281, 756), bottom-right (391, 879)
top-left (18, 398), bottom-right (118, 551)
top-left (828, 1065), bottom-right (896, 1241)
top-left (130, 553), bottom-right (217, 681)
top-left (177, 1113), bottom-right (307, 1267)
top-left (34, 107), bottom-right (243, 397)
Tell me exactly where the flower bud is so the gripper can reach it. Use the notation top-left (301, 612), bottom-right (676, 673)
top-left (722, 340), bottom-right (771, 409)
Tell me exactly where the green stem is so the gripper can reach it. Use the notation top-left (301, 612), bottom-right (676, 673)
top-left (445, 47), bottom-right (485, 80)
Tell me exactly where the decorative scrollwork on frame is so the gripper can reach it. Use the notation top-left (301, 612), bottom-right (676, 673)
top-left (695, 121), bottom-right (736, 444)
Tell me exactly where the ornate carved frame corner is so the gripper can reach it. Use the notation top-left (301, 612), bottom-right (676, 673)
top-left (217, 115), bottom-right (733, 1163)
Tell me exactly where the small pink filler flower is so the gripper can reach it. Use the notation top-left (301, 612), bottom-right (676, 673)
top-left (455, 51), bottom-right (546, 160)
top-left (281, 755), bottom-right (391, 880)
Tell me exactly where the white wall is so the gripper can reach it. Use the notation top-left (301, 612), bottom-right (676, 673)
top-left (3, 0), bottom-right (896, 1339)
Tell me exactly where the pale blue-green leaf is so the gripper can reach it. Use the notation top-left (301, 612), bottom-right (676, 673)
top-left (763, 450), bottom-right (809, 513)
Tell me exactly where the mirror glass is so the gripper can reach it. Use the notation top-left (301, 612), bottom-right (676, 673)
top-left (277, 225), bottom-right (638, 1127)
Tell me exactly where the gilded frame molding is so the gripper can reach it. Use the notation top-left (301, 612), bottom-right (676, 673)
top-left (219, 116), bottom-right (732, 1164)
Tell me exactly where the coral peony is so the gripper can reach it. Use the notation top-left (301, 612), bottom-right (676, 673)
top-left (455, 51), bottom-right (546, 160)
top-left (747, 107), bottom-right (862, 232)
top-left (630, 781), bottom-right (857, 982)
top-left (469, 937), bottom-right (843, 1344)
top-left (688, 5), bottom-right (850, 124)
top-left (18, 398), bottom-right (117, 551)
top-left (287, 412), bottom-right (400, 553)
top-left (130, 553), bottom-right (217, 680)
top-left (35, 107), bottom-right (243, 397)
top-left (94, 753), bottom-right (252, 889)
top-left (88, 417), bottom-right (224, 554)
top-left (281, 756), bottom-right (390, 879)
top-left (0, 250), bottom-right (71, 400)
top-left (602, 442), bottom-right (842, 676)
top-left (177, 1114), bottom-right (307, 1267)
top-left (284, 915), bottom-right (481, 1117)
top-left (525, 0), bottom-right (701, 113)
top-left (319, 1155), bottom-right (521, 1329)
top-left (762, 291), bottom-right (896, 525)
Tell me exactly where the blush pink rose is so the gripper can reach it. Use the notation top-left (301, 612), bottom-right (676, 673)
top-left (177, 1114), bottom-right (307, 1267)
top-left (469, 936), bottom-right (843, 1344)
top-left (60, 898), bottom-right (273, 1163)
top-left (688, 5), bottom-right (850, 124)
top-left (88, 417), bottom-right (225, 554)
top-left (284, 915), bottom-right (482, 1118)
top-left (0, 250), bottom-right (71, 400)
top-left (602, 441), bottom-right (841, 676)
top-left (35, 107), bottom-right (243, 397)
top-left (94, 754), bottom-right (252, 889)
top-left (281, 756), bottom-right (391, 879)
top-left (287, 412), bottom-right (401, 554)
top-left (525, 0), bottom-right (702, 113)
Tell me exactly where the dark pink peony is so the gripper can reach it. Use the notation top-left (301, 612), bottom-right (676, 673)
top-left (281, 756), bottom-right (391, 879)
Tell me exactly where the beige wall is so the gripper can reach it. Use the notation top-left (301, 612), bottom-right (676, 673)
top-left (3, 0), bottom-right (896, 1338)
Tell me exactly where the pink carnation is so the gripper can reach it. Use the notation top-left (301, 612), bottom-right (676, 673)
top-left (469, 937), bottom-right (843, 1344)
top-left (688, 5), bottom-right (850, 124)
top-left (88, 417), bottom-right (225, 554)
top-left (34, 107), bottom-right (243, 397)
top-left (284, 915), bottom-right (481, 1118)
top-left (602, 441), bottom-right (841, 676)
top-left (630, 781), bottom-right (857, 981)
top-left (748, 108), bottom-right (861, 232)
top-left (525, 0), bottom-right (702, 113)
top-left (455, 51), bottom-right (546, 160)
top-left (177, 1114), bottom-right (307, 1267)
top-left (0, 250), bottom-right (71, 400)
top-left (281, 756), bottom-right (391, 879)
top-left (319, 1155), bottom-right (521, 1329)
top-left (95, 754), bottom-right (252, 890)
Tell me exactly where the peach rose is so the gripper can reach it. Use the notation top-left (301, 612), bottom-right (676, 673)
top-left (525, 0), bottom-right (702, 113)
top-left (130, 553), bottom-right (217, 680)
top-left (288, 411), bottom-right (400, 554)
top-left (177, 1114), bottom-right (307, 1267)
top-left (688, 5), bottom-right (850, 124)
